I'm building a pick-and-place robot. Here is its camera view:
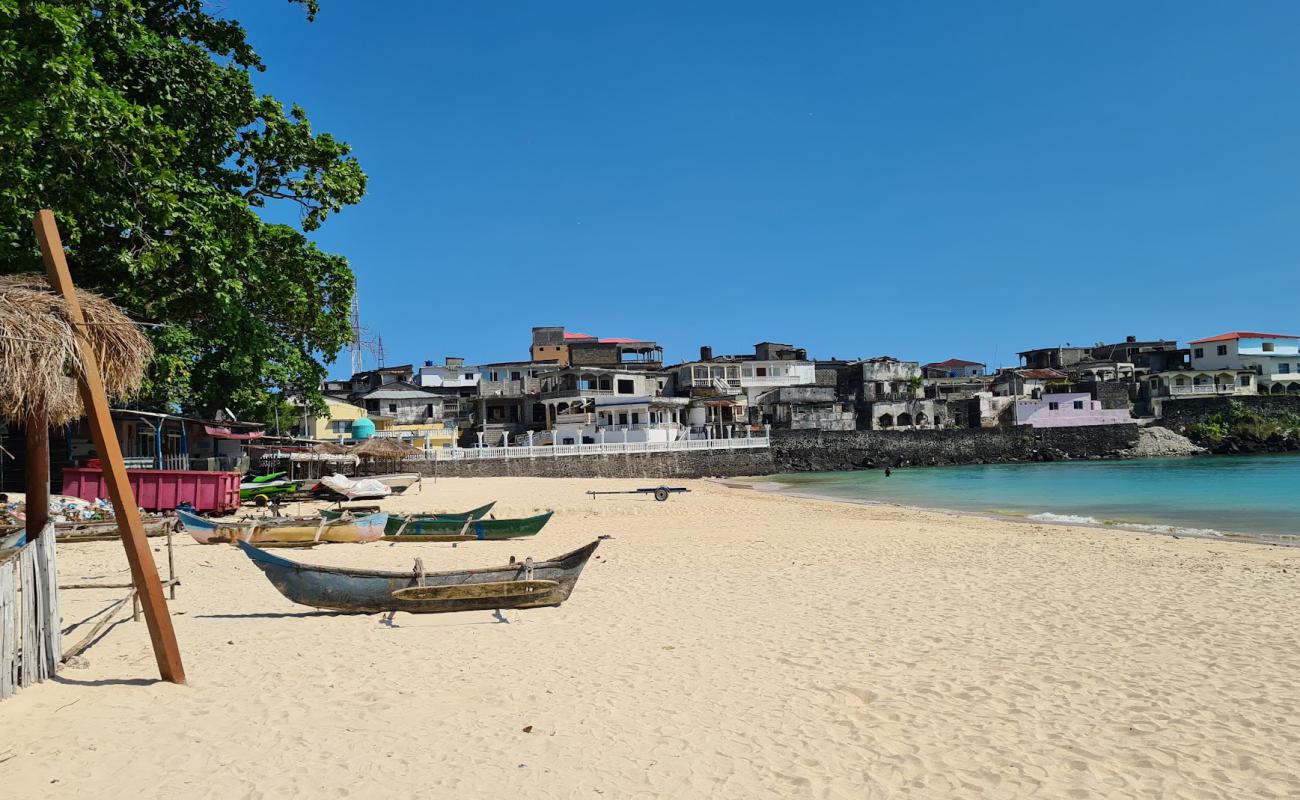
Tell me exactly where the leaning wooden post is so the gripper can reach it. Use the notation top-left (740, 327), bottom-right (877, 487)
top-left (33, 209), bottom-right (186, 684)
top-left (24, 412), bottom-right (50, 540)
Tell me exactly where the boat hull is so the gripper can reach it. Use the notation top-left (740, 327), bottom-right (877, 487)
top-left (369, 473), bottom-right (421, 492)
top-left (237, 538), bottom-right (599, 613)
top-left (178, 509), bottom-right (387, 544)
top-left (320, 501), bottom-right (497, 535)
top-left (387, 511), bottom-right (552, 539)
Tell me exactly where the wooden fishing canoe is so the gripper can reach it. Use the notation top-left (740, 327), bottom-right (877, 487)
top-left (384, 510), bottom-right (553, 541)
top-left (320, 501), bottom-right (497, 535)
top-left (237, 537), bottom-right (599, 614)
top-left (177, 508), bottom-right (388, 545)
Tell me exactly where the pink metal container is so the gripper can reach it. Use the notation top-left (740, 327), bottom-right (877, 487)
top-left (61, 468), bottom-right (241, 514)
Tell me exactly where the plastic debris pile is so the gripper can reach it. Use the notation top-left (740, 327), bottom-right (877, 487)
top-left (1, 495), bottom-right (123, 527)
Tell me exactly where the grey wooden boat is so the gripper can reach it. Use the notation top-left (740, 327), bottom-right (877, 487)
top-left (236, 538), bottom-right (599, 614)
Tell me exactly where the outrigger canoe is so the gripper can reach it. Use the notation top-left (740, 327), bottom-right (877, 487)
top-left (177, 508), bottom-right (387, 545)
top-left (320, 501), bottom-right (498, 535)
top-left (237, 537), bottom-right (600, 614)
top-left (384, 511), bottom-right (553, 542)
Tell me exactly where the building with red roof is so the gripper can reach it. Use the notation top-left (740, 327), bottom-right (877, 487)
top-left (922, 358), bottom-right (987, 379)
top-left (1185, 331), bottom-right (1300, 395)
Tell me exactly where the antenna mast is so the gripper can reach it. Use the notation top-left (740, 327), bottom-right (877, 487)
top-left (350, 297), bottom-right (365, 375)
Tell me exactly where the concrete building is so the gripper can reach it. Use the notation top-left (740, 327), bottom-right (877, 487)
top-left (922, 358), bottom-right (987, 379)
top-left (1017, 346), bottom-right (1091, 371)
top-left (751, 387), bottom-right (855, 431)
top-left (418, 357), bottom-right (480, 390)
top-left (1013, 393), bottom-right (1132, 428)
top-left (1188, 332), bottom-right (1300, 394)
top-left (530, 326), bottom-right (662, 369)
top-left (868, 398), bottom-right (950, 430)
top-left (538, 366), bottom-right (685, 444)
top-left (992, 368), bottom-right (1068, 399)
top-left (1089, 336), bottom-right (1188, 374)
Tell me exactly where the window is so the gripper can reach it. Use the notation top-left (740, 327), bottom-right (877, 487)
top-left (598, 377), bottom-right (612, 391)
top-left (388, 403), bottom-right (397, 413)
top-left (756, 367), bottom-right (767, 377)
top-left (463, 373), bottom-right (474, 380)
top-left (1175, 377), bottom-right (1186, 386)
top-left (1217, 345), bottom-right (1228, 356)
top-left (1048, 402), bottom-right (1059, 410)
top-left (1194, 348), bottom-right (1204, 359)
top-left (617, 379), bottom-right (634, 394)
top-left (631, 412), bottom-right (641, 425)
top-left (511, 371), bottom-right (522, 381)
top-left (1240, 375), bottom-right (1251, 386)
top-left (1281, 363), bottom-right (1292, 374)
top-left (1262, 342), bottom-right (1275, 352)
top-left (1073, 400), bottom-right (1084, 410)
top-left (617, 412), bottom-right (628, 425)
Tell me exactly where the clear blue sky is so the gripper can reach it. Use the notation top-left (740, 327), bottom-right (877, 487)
top-left (225, 1), bottom-right (1300, 375)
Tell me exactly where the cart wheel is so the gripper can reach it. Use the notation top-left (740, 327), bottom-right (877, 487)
top-left (253, 494), bottom-right (269, 507)
top-left (654, 487), bottom-right (669, 502)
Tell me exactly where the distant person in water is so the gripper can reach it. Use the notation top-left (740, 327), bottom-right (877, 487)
top-left (884, 467), bottom-right (892, 477)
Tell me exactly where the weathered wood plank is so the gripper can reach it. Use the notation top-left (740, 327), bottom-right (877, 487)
top-left (35, 209), bottom-right (185, 685)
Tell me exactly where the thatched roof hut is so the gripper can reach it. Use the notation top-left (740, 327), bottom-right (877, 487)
top-left (311, 441), bottom-right (350, 455)
top-left (0, 274), bottom-right (152, 425)
top-left (352, 436), bottom-right (418, 459)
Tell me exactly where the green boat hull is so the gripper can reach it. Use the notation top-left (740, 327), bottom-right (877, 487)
top-left (385, 511), bottom-right (553, 540)
top-left (322, 501), bottom-right (497, 535)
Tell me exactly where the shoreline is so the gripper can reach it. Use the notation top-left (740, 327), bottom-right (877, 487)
top-left (720, 473), bottom-right (1300, 549)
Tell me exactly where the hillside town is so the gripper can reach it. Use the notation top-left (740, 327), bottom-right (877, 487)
top-left (299, 326), bottom-right (1300, 452)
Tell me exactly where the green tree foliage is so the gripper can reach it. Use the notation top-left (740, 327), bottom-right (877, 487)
top-left (0, 0), bottom-right (363, 421)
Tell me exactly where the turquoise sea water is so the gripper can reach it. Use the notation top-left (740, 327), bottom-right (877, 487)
top-left (770, 454), bottom-right (1300, 543)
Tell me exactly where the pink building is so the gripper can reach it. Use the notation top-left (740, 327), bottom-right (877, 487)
top-left (1014, 392), bottom-right (1132, 428)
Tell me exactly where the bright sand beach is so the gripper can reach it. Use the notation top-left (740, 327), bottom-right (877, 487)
top-left (3, 477), bottom-right (1300, 799)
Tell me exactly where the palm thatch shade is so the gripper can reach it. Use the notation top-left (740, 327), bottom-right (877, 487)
top-left (352, 436), bottom-right (418, 459)
top-left (311, 441), bottom-right (349, 455)
top-left (0, 274), bottom-right (152, 425)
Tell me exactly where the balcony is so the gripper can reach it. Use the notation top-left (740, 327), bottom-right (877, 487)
top-left (541, 387), bottom-right (615, 400)
top-left (1168, 384), bottom-right (1248, 396)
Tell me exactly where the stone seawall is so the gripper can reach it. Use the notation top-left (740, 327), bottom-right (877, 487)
top-left (771, 425), bottom-right (1141, 472)
top-left (1157, 395), bottom-right (1300, 432)
top-left (406, 448), bottom-right (776, 479)
top-left (397, 424), bottom-right (1145, 479)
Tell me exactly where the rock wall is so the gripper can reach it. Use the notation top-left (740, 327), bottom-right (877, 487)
top-left (403, 424), bottom-right (1149, 479)
top-left (771, 425), bottom-right (1141, 472)
top-left (1155, 395), bottom-right (1300, 455)
top-left (408, 448), bottom-right (776, 479)
top-left (1157, 395), bottom-right (1300, 431)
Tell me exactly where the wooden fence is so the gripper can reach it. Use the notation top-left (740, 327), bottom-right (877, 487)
top-left (1, 525), bottom-right (61, 699)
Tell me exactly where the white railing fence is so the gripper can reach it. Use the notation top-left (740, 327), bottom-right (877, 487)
top-left (1169, 385), bottom-right (1245, 396)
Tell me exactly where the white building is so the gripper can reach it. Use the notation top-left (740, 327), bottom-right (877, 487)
top-left (737, 360), bottom-right (816, 400)
top-left (418, 357), bottom-right (480, 390)
top-left (1014, 392), bottom-right (1132, 428)
top-left (1188, 332), bottom-right (1300, 394)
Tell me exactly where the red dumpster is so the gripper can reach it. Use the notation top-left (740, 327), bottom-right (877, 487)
top-left (61, 468), bottom-right (240, 514)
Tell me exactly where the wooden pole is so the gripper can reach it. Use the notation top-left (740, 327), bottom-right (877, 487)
top-left (33, 209), bottom-right (186, 685)
top-left (24, 413), bottom-right (50, 540)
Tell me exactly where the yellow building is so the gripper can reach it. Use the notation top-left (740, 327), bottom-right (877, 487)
top-left (378, 421), bottom-right (457, 448)
top-left (301, 397), bottom-right (370, 441)
top-left (303, 396), bottom-right (457, 447)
